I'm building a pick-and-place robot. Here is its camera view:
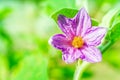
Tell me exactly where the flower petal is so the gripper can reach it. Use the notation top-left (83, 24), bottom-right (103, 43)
top-left (62, 47), bottom-right (83, 63)
top-left (58, 15), bottom-right (75, 39)
top-left (74, 8), bottom-right (92, 36)
top-left (49, 34), bottom-right (70, 50)
top-left (83, 27), bottom-right (107, 46)
top-left (81, 46), bottom-right (102, 63)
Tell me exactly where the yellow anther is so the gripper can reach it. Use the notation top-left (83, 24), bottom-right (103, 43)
top-left (72, 36), bottom-right (84, 48)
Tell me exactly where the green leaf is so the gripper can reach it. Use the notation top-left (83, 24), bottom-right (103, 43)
top-left (46, 0), bottom-right (76, 15)
top-left (51, 8), bottom-right (99, 26)
top-left (91, 18), bottom-right (99, 26)
top-left (11, 54), bottom-right (48, 80)
top-left (100, 8), bottom-right (119, 28)
top-left (109, 23), bottom-right (120, 42)
top-left (111, 11), bottom-right (120, 27)
top-left (52, 8), bottom-right (78, 22)
top-left (105, 10), bottom-right (120, 42)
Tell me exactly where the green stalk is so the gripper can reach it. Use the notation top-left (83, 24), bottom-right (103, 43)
top-left (73, 41), bottom-right (113, 80)
top-left (73, 61), bottom-right (90, 80)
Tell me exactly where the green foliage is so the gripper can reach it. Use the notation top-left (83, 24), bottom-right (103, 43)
top-left (0, 8), bottom-right (11, 20)
top-left (104, 10), bottom-right (120, 42)
top-left (104, 41), bottom-right (120, 69)
top-left (0, 0), bottom-right (120, 80)
top-left (12, 54), bottom-right (48, 80)
top-left (101, 8), bottom-right (119, 27)
top-left (51, 8), bottom-right (99, 26)
top-left (0, 55), bottom-right (8, 80)
top-left (109, 23), bottom-right (120, 42)
top-left (52, 8), bottom-right (78, 22)
top-left (46, 0), bottom-right (76, 15)
top-left (91, 18), bottom-right (99, 26)
top-left (82, 70), bottom-right (93, 78)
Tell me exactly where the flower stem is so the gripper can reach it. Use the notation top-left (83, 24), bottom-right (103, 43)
top-left (99, 41), bottom-right (113, 53)
top-left (73, 41), bottom-right (113, 80)
top-left (73, 61), bottom-right (90, 80)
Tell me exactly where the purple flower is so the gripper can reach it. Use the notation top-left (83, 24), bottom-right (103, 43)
top-left (49, 8), bottom-right (107, 63)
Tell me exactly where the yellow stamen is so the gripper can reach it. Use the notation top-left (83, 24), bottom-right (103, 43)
top-left (72, 36), bottom-right (84, 48)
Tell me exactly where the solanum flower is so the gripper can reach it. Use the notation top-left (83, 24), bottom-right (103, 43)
top-left (49, 8), bottom-right (107, 63)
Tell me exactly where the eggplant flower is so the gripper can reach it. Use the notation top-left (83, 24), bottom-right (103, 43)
top-left (49, 8), bottom-right (107, 63)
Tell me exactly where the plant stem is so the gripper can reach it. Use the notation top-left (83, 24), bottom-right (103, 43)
top-left (73, 41), bottom-right (113, 80)
top-left (99, 41), bottom-right (113, 53)
top-left (73, 61), bottom-right (90, 80)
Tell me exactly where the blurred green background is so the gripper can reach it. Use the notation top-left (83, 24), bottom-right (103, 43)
top-left (0, 0), bottom-right (120, 80)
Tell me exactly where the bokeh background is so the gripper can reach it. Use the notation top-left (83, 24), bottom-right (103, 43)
top-left (0, 0), bottom-right (120, 80)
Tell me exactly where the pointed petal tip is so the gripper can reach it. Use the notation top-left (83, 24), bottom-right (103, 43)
top-left (101, 27), bottom-right (108, 32)
top-left (63, 59), bottom-right (75, 64)
top-left (49, 34), bottom-right (71, 50)
top-left (75, 7), bottom-right (92, 36)
top-left (84, 58), bottom-right (102, 63)
top-left (58, 14), bottom-right (64, 17)
top-left (62, 51), bottom-right (75, 64)
top-left (92, 55), bottom-right (102, 63)
top-left (48, 37), bottom-right (53, 45)
top-left (62, 56), bottom-right (76, 64)
top-left (81, 46), bottom-right (102, 63)
top-left (58, 14), bottom-right (65, 21)
top-left (79, 7), bottom-right (88, 14)
top-left (84, 27), bottom-right (108, 46)
top-left (57, 15), bottom-right (65, 24)
top-left (98, 27), bottom-right (108, 36)
top-left (90, 53), bottom-right (102, 63)
top-left (80, 7), bottom-right (86, 11)
top-left (105, 27), bottom-right (108, 33)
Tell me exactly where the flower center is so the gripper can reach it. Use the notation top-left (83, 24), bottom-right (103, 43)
top-left (72, 36), bottom-right (84, 48)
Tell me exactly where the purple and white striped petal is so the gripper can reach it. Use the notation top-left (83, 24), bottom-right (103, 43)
top-left (62, 47), bottom-right (83, 63)
top-left (49, 34), bottom-right (70, 50)
top-left (83, 27), bottom-right (107, 46)
top-left (74, 8), bottom-right (92, 37)
top-left (58, 15), bottom-right (75, 39)
top-left (80, 46), bottom-right (102, 63)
